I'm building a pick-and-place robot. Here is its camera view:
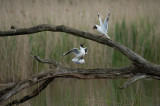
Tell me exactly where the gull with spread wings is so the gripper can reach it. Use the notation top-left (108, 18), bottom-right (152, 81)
top-left (93, 10), bottom-right (111, 39)
top-left (62, 44), bottom-right (87, 64)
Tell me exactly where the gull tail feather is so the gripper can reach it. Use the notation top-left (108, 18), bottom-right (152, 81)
top-left (105, 33), bottom-right (110, 39)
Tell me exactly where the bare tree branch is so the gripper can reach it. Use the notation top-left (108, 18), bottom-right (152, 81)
top-left (119, 75), bottom-right (148, 89)
top-left (0, 24), bottom-right (159, 74)
top-left (31, 55), bottom-right (62, 68)
top-left (0, 56), bottom-right (61, 105)
top-left (0, 66), bottom-right (136, 104)
top-left (5, 78), bottom-right (54, 106)
top-left (0, 84), bottom-right (17, 98)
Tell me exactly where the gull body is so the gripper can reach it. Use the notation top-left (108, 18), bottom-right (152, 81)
top-left (93, 11), bottom-right (111, 39)
top-left (63, 44), bottom-right (87, 64)
top-left (72, 58), bottom-right (85, 64)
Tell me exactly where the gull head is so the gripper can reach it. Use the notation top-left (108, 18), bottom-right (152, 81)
top-left (93, 25), bottom-right (97, 30)
top-left (80, 43), bottom-right (85, 47)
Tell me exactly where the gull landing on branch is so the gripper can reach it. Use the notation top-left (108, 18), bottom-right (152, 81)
top-left (93, 10), bottom-right (111, 39)
top-left (62, 44), bottom-right (87, 64)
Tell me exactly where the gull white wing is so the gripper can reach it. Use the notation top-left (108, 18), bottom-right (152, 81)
top-left (98, 13), bottom-right (103, 27)
top-left (104, 10), bottom-right (111, 31)
top-left (63, 48), bottom-right (80, 56)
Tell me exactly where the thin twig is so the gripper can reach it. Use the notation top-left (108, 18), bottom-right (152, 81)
top-left (31, 55), bottom-right (61, 68)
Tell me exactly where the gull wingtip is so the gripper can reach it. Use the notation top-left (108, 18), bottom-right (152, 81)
top-left (62, 53), bottom-right (65, 56)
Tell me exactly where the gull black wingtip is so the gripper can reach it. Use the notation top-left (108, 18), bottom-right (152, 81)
top-left (98, 12), bottom-right (100, 17)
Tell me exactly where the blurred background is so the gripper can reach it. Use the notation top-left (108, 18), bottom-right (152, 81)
top-left (0, 0), bottom-right (160, 105)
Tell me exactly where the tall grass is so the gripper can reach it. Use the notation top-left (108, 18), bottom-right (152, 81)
top-left (0, 0), bottom-right (160, 105)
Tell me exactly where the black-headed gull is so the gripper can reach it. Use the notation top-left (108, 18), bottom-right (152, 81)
top-left (93, 10), bottom-right (111, 39)
top-left (63, 44), bottom-right (87, 64)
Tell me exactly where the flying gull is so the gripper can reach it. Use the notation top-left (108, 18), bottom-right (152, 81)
top-left (62, 44), bottom-right (87, 64)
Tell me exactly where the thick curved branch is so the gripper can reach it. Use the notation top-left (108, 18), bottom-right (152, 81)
top-left (0, 24), bottom-right (158, 70)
